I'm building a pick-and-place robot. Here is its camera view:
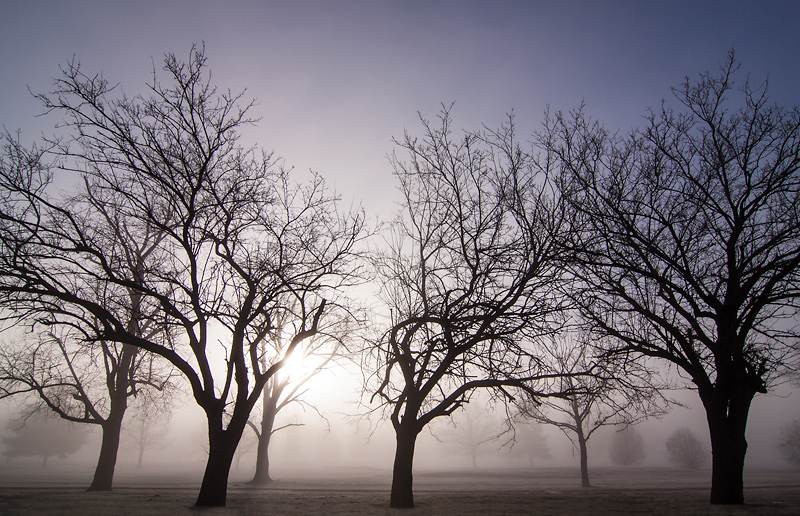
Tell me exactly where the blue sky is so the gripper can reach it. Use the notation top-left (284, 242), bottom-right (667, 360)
top-left (2, 0), bottom-right (799, 213)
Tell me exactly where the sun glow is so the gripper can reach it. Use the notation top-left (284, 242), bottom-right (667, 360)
top-left (277, 347), bottom-right (308, 381)
top-left (267, 340), bottom-right (353, 409)
top-left (273, 341), bottom-right (334, 387)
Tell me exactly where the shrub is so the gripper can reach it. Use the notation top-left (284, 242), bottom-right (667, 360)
top-left (665, 427), bottom-right (709, 469)
top-left (777, 420), bottom-right (800, 467)
top-left (609, 426), bottom-right (645, 466)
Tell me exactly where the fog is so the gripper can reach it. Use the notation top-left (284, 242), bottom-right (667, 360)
top-left (2, 361), bottom-right (797, 486)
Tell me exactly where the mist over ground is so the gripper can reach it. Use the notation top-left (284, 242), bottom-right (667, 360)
top-left (2, 364), bottom-right (796, 483)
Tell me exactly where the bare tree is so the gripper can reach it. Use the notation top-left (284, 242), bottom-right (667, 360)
top-left (609, 425), bottom-right (646, 466)
top-left (777, 420), bottom-right (800, 468)
top-left (0, 46), bottom-right (365, 506)
top-left (515, 331), bottom-right (668, 487)
top-left (2, 413), bottom-right (87, 467)
top-left (122, 394), bottom-right (173, 469)
top-left (545, 52), bottom-right (800, 503)
top-left (511, 421), bottom-right (552, 467)
top-left (439, 402), bottom-right (500, 468)
top-left (233, 424), bottom-right (257, 471)
top-left (365, 107), bottom-right (571, 508)
top-left (0, 327), bottom-right (177, 490)
top-left (666, 427), bottom-right (709, 470)
top-left (246, 305), bottom-right (345, 486)
top-left (0, 132), bottom-right (179, 491)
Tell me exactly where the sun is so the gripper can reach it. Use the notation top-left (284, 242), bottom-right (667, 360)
top-left (271, 343), bottom-right (341, 398)
top-left (277, 347), bottom-right (307, 381)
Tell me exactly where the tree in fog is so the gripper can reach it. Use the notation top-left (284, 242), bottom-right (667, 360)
top-left (666, 427), bottom-right (709, 470)
top-left (366, 107), bottom-right (572, 508)
top-left (545, 52), bottom-right (800, 503)
top-left (511, 421), bottom-right (552, 466)
top-left (0, 327), bottom-right (177, 489)
top-left (233, 426), bottom-right (257, 470)
top-left (2, 414), bottom-right (87, 467)
top-left (609, 425), bottom-right (645, 466)
top-left (0, 46), bottom-right (365, 507)
top-left (0, 134), bottom-right (179, 490)
top-left (440, 402), bottom-right (500, 468)
top-left (777, 420), bottom-right (800, 467)
top-left (246, 305), bottom-right (346, 486)
top-left (515, 331), bottom-right (668, 486)
top-left (122, 395), bottom-right (172, 469)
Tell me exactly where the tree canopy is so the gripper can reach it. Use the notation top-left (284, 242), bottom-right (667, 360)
top-left (546, 51), bottom-right (800, 503)
top-left (0, 45), bottom-right (366, 507)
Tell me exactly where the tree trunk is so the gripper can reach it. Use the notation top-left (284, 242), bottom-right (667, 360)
top-left (195, 408), bottom-right (251, 508)
top-left (705, 401), bottom-right (752, 504)
top-left (390, 424), bottom-right (418, 509)
top-left (577, 429), bottom-right (590, 488)
top-left (87, 410), bottom-right (124, 491)
top-left (136, 414), bottom-right (147, 469)
top-left (195, 428), bottom-right (238, 507)
top-left (700, 370), bottom-right (756, 505)
top-left (87, 341), bottom-right (136, 491)
top-left (136, 443), bottom-right (144, 469)
top-left (250, 387), bottom-right (278, 486)
top-left (250, 430), bottom-right (273, 485)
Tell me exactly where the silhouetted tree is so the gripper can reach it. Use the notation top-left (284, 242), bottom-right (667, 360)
top-left (777, 420), bottom-right (800, 467)
top-left (2, 414), bottom-right (87, 467)
top-left (666, 427), bottom-right (709, 470)
top-left (0, 133), bottom-right (179, 491)
top-left (0, 46), bottom-right (365, 507)
top-left (515, 332), bottom-right (668, 486)
top-left (0, 326), bottom-right (177, 489)
top-left (546, 52), bottom-right (800, 503)
top-left (246, 308), bottom-right (343, 486)
top-left (366, 107), bottom-right (572, 508)
top-left (609, 425), bottom-right (645, 466)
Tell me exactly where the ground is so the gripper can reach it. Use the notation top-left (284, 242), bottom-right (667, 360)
top-left (0, 467), bottom-right (798, 515)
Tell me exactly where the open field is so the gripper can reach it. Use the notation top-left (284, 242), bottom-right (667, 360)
top-left (1, 467), bottom-right (799, 515)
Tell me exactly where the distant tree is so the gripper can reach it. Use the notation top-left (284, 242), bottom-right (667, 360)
top-left (122, 395), bottom-right (173, 469)
top-left (0, 326), bottom-right (177, 490)
top-left (777, 420), bottom-right (800, 467)
top-left (365, 107), bottom-right (573, 508)
top-left (546, 52), bottom-right (800, 503)
top-left (609, 425), bottom-right (645, 466)
top-left (0, 46), bottom-right (365, 507)
top-left (511, 421), bottom-right (552, 467)
top-left (440, 402), bottom-right (500, 468)
top-left (516, 331), bottom-right (668, 486)
top-left (666, 427), bottom-right (709, 470)
top-left (245, 302), bottom-right (346, 486)
top-left (233, 426), bottom-right (257, 471)
top-left (2, 415), bottom-right (87, 467)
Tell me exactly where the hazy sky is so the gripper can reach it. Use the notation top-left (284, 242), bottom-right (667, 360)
top-left (3, 0), bottom-right (800, 215)
top-left (2, 0), bottom-right (800, 470)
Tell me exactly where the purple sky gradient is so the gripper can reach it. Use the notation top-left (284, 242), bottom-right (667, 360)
top-left (3, 1), bottom-right (799, 213)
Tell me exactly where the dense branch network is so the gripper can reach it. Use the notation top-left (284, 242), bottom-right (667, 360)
top-left (0, 45), bottom-right (366, 506)
top-left (364, 106), bottom-right (577, 508)
top-left (545, 51), bottom-right (800, 504)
